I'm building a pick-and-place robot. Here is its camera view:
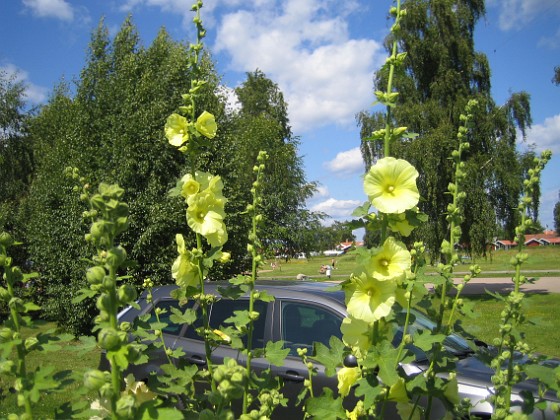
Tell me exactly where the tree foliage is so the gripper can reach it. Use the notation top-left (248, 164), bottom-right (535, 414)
top-left (231, 70), bottom-right (316, 258)
top-left (24, 19), bottom-right (202, 333)
top-left (358, 0), bottom-right (534, 257)
top-left (19, 22), bottom-right (314, 333)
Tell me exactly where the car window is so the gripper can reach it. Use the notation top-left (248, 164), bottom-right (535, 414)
top-left (209, 299), bottom-right (267, 348)
top-left (281, 301), bottom-right (342, 355)
top-left (149, 299), bottom-right (195, 336)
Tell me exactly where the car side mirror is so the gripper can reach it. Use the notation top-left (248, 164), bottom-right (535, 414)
top-left (343, 354), bottom-right (358, 368)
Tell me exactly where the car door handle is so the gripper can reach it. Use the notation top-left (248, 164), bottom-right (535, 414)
top-left (279, 370), bottom-right (305, 382)
top-left (185, 355), bottom-right (206, 366)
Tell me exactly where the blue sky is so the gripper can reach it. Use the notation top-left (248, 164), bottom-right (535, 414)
top-left (1, 0), bottom-right (559, 232)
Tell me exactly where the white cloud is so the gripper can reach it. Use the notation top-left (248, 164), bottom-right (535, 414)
top-left (487, 0), bottom-right (560, 31)
top-left (538, 26), bottom-right (560, 49)
top-left (22, 0), bottom-right (74, 21)
top-left (324, 147), bottom-right (363, 176)
top-left (525, 114), bottom-right (560, 154)
top-left (310, 197), bottom-right (361, 219)
top-left (1, 63), bottom-right (48, 104)
top-left (214, 0), bottom-right (383, 133)
top-left (309, 185), bottom-right (330, 200)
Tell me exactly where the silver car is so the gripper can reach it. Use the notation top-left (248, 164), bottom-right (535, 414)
top-left (106, 280), bottom-right (558, 419)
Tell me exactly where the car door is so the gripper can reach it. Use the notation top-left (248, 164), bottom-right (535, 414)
top-left (268, 299), bottom-right (344, 417)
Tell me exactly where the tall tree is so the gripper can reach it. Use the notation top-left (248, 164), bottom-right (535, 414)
top-left (0, 69), bottom-right (33, 262)
top-left (231, 70), bottom-right (316, 258)
top-left (359, 0), bottom-right (532, 257)
top-left (24, 19), bottom-right (206, 333)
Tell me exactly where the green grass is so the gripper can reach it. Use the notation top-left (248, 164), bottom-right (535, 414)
top-left (259, 246), bottom-right (560, 280)
top-left (455, 293), bottom-right (560, 358)
top-left (0, 320), bottom-right (100, 419)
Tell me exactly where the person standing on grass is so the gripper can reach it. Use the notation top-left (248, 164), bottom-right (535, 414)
top-left (326, 265), bottom-right (332, 279)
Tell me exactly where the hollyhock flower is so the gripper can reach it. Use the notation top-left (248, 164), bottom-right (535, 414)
top-left (165, 113), bottom-right (190, 147)
top-left (364, 157), bottom-right (419, 214)
top-left (337, 366), bottom-right (360, 397)
top-left (345, 271), bottom-right (396, 323)
top-left (123, 374), bottom-right (156, 404)
top-left (186, 194), bottom-right (228, 247)
top-left (181, 174), bottom-right (200, 198)
top-left (388, 378), bottom-right (408, 402)
top-left (340, 316), bottom-right (371, 354)
top-left (172, 234), bottom-right (200, 288)
top-left (366, 236), bottom-right (411, 282)
top-left (195, 111), bottom-right (217, 139)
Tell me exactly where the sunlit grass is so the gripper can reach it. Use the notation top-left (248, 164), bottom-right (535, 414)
top-left (0, 320), bottom-right (100, 419)
top-left (259, 246), bottom-right (560, 280)
top-left (454, 293), bottom-right (560, 358)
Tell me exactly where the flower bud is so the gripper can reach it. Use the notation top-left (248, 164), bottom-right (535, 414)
top-left (86, 266), bottom-right (105, 285)
top-left (0, 327), bottom-right (13, 343)
top-left (98, 328), bottom-right (122, 351)
top-left (24, 337), bottom-right (39, 351)
top-left (106, 246), bottom-right (127, 267)
top-left (84, 369), bottom-right (107, 391)
top-left (0, 232), bottom-right (14, 248)
top-left (117, 284), bottom-right (137, 305)
top-left (0, 287), bottom-right (10, 302)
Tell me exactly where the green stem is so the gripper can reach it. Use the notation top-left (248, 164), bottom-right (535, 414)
top-left (383, 0), bottom-right (401, 158)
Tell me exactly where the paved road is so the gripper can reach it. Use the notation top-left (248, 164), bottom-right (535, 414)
top-left (446, 276), bottom-right (560, 295)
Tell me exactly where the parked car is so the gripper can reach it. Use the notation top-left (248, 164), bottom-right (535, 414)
top-left (106, 280), bottom-right (558, 419)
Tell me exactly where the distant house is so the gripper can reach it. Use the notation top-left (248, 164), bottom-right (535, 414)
top-left (493, 230), bottom-right (560, 250)
top-left (493, 240), bottom-right (517, 250)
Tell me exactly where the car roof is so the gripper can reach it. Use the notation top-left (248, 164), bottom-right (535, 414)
top-left (149, 280), bottom-right (346, 308)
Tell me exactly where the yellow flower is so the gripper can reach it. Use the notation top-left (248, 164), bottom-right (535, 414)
top-left (388, 378), bottom-right (408, 403)
top-left (123, 374), bottom-right (156, 404)
top-left (366, 236), bottom-right (411, 282)
top-left (364, 157), bottom-right (419, 214)
top-left (165, 113), bottom-right (190, 147)
top-left (346, 401), bottom-right (365, 420)
top-left (337, 366), bottom-right (360, 397)
top-left (172, 234), bottom-right (200, 288)
top-left (195, 111), bottom-right (217, 139)
top-left (186, 194), bottom-right (228, 247)
top-left (340, 316), bottom-right (371, 354)
top-left (345, 271), bottom-right (396, 323)
top-left (180, 174), bottom-right (200, 198)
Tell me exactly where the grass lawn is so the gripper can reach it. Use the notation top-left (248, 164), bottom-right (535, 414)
top-left (0, 320), bottom-right (100, 419)
top-left (452, 293), bottom-right (560, 358)
top-left (259, 246), bottom-right (560, 280)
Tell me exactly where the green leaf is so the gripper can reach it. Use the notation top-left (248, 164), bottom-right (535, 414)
top-left (354, 375), bottom-right (382, 408)
top-left (71, 288), bottom-right (97, 304)
top-left (363, 341), bottom-right (400, 386)
top-left (524, 364), bottom-right (557, 388)
top-left (311, 336), bottom-right (345, 377)
top-left (24, 302), bottom-right (41, 312)
top-left (413, 330), bottom-right (447, 352)
top-left (169, 307), bottom-right (197, 325)
top-left (305, 387), bottom-right (346, 419)
top-left (224, 309), bottom-right (251, 326)
top-left (265, 341), bottom-right (289, 366)
top-left (255, 289), bottom-right (275, 302)
top-left (351, 201), bottom-right (371, 217)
